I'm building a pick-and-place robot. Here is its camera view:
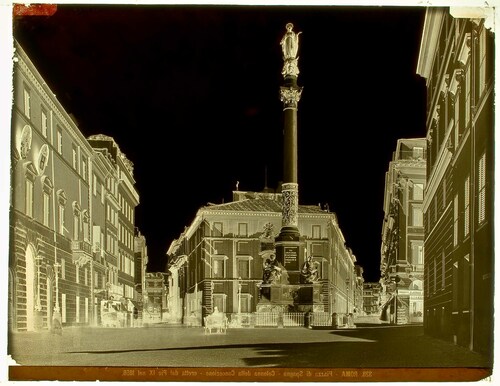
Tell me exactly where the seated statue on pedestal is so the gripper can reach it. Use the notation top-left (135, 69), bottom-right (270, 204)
top-left (262, 254), bottom-right (282, 285)
top-left (300, 255), bottom-right (319, 284)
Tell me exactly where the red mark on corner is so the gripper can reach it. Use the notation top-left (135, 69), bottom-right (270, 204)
top-left (13, 4), bottom-right (57, 17)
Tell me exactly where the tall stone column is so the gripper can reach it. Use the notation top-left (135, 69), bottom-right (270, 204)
top-left (275, 23), bottom-right (303, 284)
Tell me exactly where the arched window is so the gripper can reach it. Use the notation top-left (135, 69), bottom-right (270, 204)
top-left (72, 202), bottom-right (81, 240)
top-left (82, 210), bottom-right (90, 242)
top-left (56, 190), bottom-right (67, 235)
top-left (41, 176), bottom-right (53, 227)
top-left (24, 162), bottom-right (36, 218)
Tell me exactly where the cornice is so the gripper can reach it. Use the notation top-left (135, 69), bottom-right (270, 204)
top-left (416, 7), bottom-right (446, 80)
top-left (15, 49), bottom-right (93, 155)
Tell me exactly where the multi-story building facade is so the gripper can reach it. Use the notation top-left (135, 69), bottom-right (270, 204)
top-left (362, 282), bottom-right (381, 316)
top-left (166, 190), bottom-right (359, 327)
top-left (143, 272), bottom-right (167, 324)
top-left (416, 8), bottom-right (494, 356)
top-left (380, 138), bottom-right (426, 325)
top-left (134, 230), bottom-right (149, 302)
top-left (9, 41), bottom-right (140, 331)
top-left (354, 264), bottom-right (364, 316)
top-left (88, 135), bottom-right (139, 303)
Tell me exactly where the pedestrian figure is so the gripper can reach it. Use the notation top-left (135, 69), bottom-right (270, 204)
top-left (52, 313), bottom-right (62, 335)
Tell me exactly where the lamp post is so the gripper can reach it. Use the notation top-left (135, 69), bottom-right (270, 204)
top-left (34, 256), bottom-right (43, 330)
top-left (52, 260), bottom-right (62, 333)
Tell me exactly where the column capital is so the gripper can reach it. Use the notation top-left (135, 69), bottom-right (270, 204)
top-left (280, 86), bottom-right (303, 110)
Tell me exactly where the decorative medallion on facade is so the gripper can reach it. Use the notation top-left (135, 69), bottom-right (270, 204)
top-left (37, 144), bottom-right (49, 175)
top-left (20, 125), bottom-right (32, 159)
top-left (282, 182), bottom-right (298, 228)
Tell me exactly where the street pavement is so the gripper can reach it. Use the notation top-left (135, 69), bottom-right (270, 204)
top-left (8, 323), bottom-right (492, 370)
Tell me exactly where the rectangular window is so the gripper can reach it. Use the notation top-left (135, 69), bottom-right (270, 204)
top-left (72, 147), bottom-right (79, 173)
top-left (57, 127), bottom-right (63, 154)
top-left (238, 223), bottom-right (248, 237)
top-left (478, 152), bottom-right (486, 224)
top-left (61, 259), bottom-right (66, 279)
top-left (23, 87), bottom-right (31, 118)
top-left (101, 184), bottom-right (105, 204)
top-left (411, 206), bottom-right (423, 227)
top-left (453, 194), bottom-right (459, 246)
top-left (237, 258), bottom-right (250, 279)
top-left (93, 174), bottom-right (97, 196)
top-left (73, 213), bottom-right (80, 240)
top-left (411, 242), bottom-right (423, 266)
top-left (25, 179), bottom-right (33, 217)
top-left (212, 241), bottom-right (223, 255)
top-left (237, 241), bottom-right (250, 255)
top-left (413, 147), bottom-right (424, 159)
top-left (82, 158), bottom-right (87, 181)
top-left (213, 222), bottom-right (223, 237)
top-left (43, 192), bottom-right (50, 227)
top-left (212, 258), bottom-right (225, 279)
top-left (84, 268), bottom-right (88, 286)
top-left (94, 272), bottom-right (98, 288)
top-left (479, 27), bottom-right (487, 96)
top-left (62, 293), bottom-right (66, 323)
top-left (41, 108), bottom-right (48, 137)
top-left (464, 175), bottom-right (470, 237)
top-left (311, 243), bottom-right (323, 257)
top-left (413, 183), bottom-right (424, 201)
top-left (452, 262), bottom-right (459, 310)
top-left (240, 294), bottom-right (251, 313)
top-left (59, 204), bottom-right (64, 235)
top-left (76, 265), bottom-right (80, 284)
top-left (85, 298), bottom-right (89, 323)
top-left (212, 294), bottom-right (226, 313)
top-left (312, 225), bottom-right (321, 239)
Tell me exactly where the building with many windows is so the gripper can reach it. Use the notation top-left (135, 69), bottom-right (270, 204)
top-left (416, 8), bottom-right (494, 356)
top-left (134, 230), bottom-right (149, 302)
top-left (166, 190), bottom-right (360, 327)
top-left (143, 272), bottom-right (168, 324)
top-left (362, 282), bottom-right (381, 316)
top-left (9, 41), bottom-right (140, 331)
top-left (380, 138), bottom-right (426, 325)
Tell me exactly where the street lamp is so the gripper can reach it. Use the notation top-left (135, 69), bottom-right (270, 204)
top-left (52, 260), bottom-right (62, 333)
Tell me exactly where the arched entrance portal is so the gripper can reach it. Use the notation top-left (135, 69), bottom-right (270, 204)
top-left (25, 245), bottom-right (36, 332)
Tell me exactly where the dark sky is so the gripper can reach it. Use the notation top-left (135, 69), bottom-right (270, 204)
top-left (13, 4), bottom-right (427, 282)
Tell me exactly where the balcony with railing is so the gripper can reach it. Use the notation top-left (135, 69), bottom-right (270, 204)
top-left (396, 149), bottom-right (427, 162)
top-left (71, 240), bottom-right (92, 265)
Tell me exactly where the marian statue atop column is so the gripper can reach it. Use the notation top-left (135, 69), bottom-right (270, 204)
top-left (280, 23), bottom-right (302, 77)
